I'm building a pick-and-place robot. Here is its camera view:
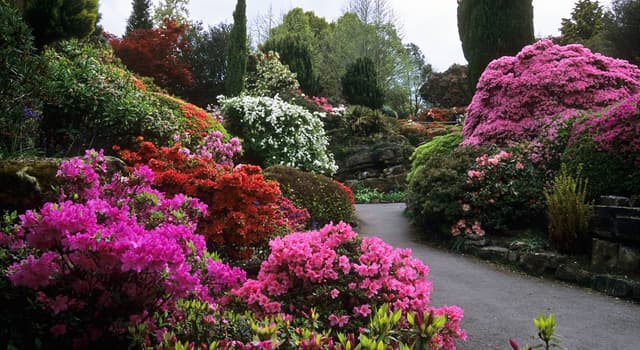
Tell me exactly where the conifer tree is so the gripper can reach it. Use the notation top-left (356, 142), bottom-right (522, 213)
top-left (262, 35), bottom-right (320, 95)
top-left (341, 57), bottom-right (384, 109)
top-left (24, 0), bottom-right (99, 48)
top-left (225, 0), bottom-right (247, 97)
top-left (126, 0), bottom-right (153, 35)
top-left (559, 0), bottom-right (604, 46)
top-left (457, 0), bottom-right (534, 88)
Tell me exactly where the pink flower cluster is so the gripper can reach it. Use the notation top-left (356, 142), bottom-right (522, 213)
top-left (463, 40), bottom-right (640, 146)
top-left (3, 151), bottom-right (245, 346)
top-left (232, 222), bottom-right (464, 345)
top-left (173, 130), bottom-right (242, 167)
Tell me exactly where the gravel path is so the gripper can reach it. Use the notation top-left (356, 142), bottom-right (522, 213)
top-left (355, 203), bottom-right (640, 350)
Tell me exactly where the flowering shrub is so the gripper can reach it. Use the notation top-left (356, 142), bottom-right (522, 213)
top-left (219, 95), bottom-right (337, 175)
top-left (232, 222), bottom-right (466, 347)
top-left (119, 137), bottom-right (308, 259)
top-left (264, 166), bottom-right (355, 228)
top-left (1, 150), bottom-right (246, 348)
top-left (415, 107), bottom-right (467, 123)
top-left (462, 40), bottom-right (640, 146)
top-left (454, 149), bottom-right (545, 236)
top-left (154, 92), bottom-right (228, 142)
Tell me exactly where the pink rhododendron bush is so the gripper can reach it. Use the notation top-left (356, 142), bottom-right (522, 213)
top-left (462, 39), bottom-right (640, 146)
top-left (233, 222), bottom-right (466, 345)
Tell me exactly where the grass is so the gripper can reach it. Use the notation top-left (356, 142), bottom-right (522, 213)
top-left (353, 187), bottom-right (406, 204)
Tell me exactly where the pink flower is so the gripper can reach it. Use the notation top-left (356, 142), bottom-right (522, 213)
top-left (328, 314), bottom-right (349, 327)
top-left (50, 324), bottom-right (67, 337)
top-left (516, 162), bottom-right (524, 170)
top-left (353, 304), bottom-right (372, 317)
top-left (462, 204), bottom-right (471, 212)
top-left (467, 170), bottom-right (483, 178)
top-left (330, 288), bottom-right (340, 299)
top-left (488, 157), bottom-right (500, 166)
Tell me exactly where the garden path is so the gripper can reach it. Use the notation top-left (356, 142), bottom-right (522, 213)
top-left (355, 203), bottom-right (640, 350)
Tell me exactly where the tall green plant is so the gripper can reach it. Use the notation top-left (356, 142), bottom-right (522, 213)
top-left (341, 57), bottom-right (384, 109)
top-left (457, 0), bottom-right (534, 88)
top-left (262, 35), bottom-right (320, 95)
top-left (225, 0), bottom-right (247, 97)
top-left (126, 0), bottom-right (153, 35)
top-left (24, 0), bottom-right (99, 48)
top-left (544, 164), bottom-right (593, 253)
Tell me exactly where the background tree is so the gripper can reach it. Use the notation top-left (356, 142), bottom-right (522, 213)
top-left (262, 35), bottom-right (320, 95)
top-left (341, 57), bottom-right (384, 109)
top-left (180, 22), bottom-right (230, 107)
top-left (109, 19), bottom-right (193, 93)
top-left (153, 0), bottom-right (189, 25)
top-left (225, 0), bottom-right (247, 97)
top-left (457, 0), bottom-right (535, 88)
top-left (600, 0), bottom-right (640, 65)
top-left (126, 0), bottom-right (153, 35)
top-left (559, 0), bottom-right (604, 46)
top-left (23, 0), bottom-right (99, 48)
top-left (420, 64), bottom-right (473, 108)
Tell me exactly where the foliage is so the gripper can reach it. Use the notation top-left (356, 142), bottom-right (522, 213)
top-left (353, 187), bottom-right (405, 204)
top-left (109, 18), bottom-right (193, 94)
top-left (39, 40), bottom-right (181, 156)
top-left (342, 57), bottom-right (385, 109)
top-left (244, 51), bottom-right (300, 99)
top-left (0, 3), bottom-right (43, 157)
top-left (126, 0), bottom-right (153, 35)
top-left (558, 0), bottom-right (604, 47)
top-left (406, 146), bottom-right (480, 237)
top-left (454, 149), bottom-right (545, 236)
top-left (462, 40), bottom-right (640, 146)
top-left (457, 0), bottom-right (534, 88)
top-left (407, 129), bottom-right (463, 184)
top-left (153, 0), bottom-right (189, 25)
top-left (225, 0), bottom-right (247, 97)
top-left (119, 136), bottom-right (308, 260)
top-left (345, 105), bottom-right (387, 137)
top-left (232, 222), bottom-right (466, 346)
top-left (264, 166), bottom-right (355, 227)
top-left (601, 0), bottom-right (640, 66)
top-left (180, 22), bottom-right (230, 107)
top-left (23, 0), bottom-right (99, 48)
top-left (1, 150), bottom-right (246, 348)
top-left (420, 64), bottom-right (473, 108)
top-left (262, 34), bottom-right (321, 96)
top-left (219, 95), bottom-right (337, 175)
top-left (544, 164), bottom-right (592, 254)
top-left (510, 313), bottom-right (563, 350)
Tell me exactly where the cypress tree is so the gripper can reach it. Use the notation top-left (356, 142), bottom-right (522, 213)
top-left (126, 0), bottom-right (153, 35)
top-left (262, 35), bottom-right (320, 96)
top-left (24, 0), bottom-right (99, 48)
top-left (225, 0), bottom-right (247, 97)
top-left (341, 57), bottom-right (384, 109)
top-left (457, 0), bottom-right (534, 88)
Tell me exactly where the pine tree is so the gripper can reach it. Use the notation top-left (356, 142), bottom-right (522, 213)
top-left (457, 0), bottom-right (534, 88)
top-left (126, 0), bottom-right (153, 35)
top-left (341, 57), bottom-right (384, 109)
top-left (24, 0), bottom-right (99, 48)
top-left (262, 35), bottom-right (320, 96)
top-left (559, 0), bottom-right (604, 46)
top-left (225, 0), bottom-right (247, 97)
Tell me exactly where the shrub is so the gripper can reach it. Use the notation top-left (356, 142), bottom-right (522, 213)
top-left (544, 164), bottom-right (593, 253)
top-left (407, 129), bottom-right (463, 183)
top-left (1, 150), bottom-right (245, 348)
top-left (341, 57), bottom-right (385, 110)
top-left (454, 149), bottom-right (545, 236)
top-left (219, 95), bottom-right (337, 175)
top-left (232, 222), bottom-right (466, 347)
top-left (0, 3), bottom-right (43, 157)
top-left (345, 105), bottom-right (387, 136)
top-left (462, 40), bottom-right (640, 146)
top-left (244, 51), bottom-right (300, 99)
top-left (119, 136), bottom-right (309, 259)
top-left (264, 166), bottom-right (355, 227)
top-left (419, 64), bottom-right (473, 108)
top-left (406, 146), bottom-right (480, 236)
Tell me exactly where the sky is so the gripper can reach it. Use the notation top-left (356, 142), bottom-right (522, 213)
top-left (99, 0), bottom-right (613, 71)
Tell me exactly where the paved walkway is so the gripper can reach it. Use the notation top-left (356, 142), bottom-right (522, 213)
top-left (355, 203), bottom-right (640, 350)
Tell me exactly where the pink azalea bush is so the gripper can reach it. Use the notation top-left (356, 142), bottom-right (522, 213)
top-left (463, 40), bottom-right (640, 146)
top-left (1, 150), bottom-right (246, 348)
top-left (453, 149), bottom-right (545, 236)
top-left (232, 222), bottom-right (466, 347)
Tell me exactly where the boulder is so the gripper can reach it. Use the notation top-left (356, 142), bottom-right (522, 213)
top-left (617, 246), bottom-right (640, 272)
top-left (518, 251), bottom-right (567, 275)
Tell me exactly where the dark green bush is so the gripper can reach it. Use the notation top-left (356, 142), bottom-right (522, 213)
top-left (561, 133), bottom-right (640, 200)
top-left (345, 105), bottom-right (387, 136)
top-left (0, 3), bottom-right (43, 157)
top-left (39, 40), bottom-right (180, 156)
top-left (406, 146), bottom-right (480, 237)
top-left (264, 166), bottom-right (355, 227)
top-left (341, 57), bottom-right (384, 109)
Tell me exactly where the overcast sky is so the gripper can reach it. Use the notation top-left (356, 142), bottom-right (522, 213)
top-left (99, 0), bottom-right (612, 71)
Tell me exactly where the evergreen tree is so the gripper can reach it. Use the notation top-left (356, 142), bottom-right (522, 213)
top-left (24, 0), bottom-right (99, 48)
top-left (153, 0), bottom-right (189, 25)
top-left (601, 0), bottom-right (640, 65)
top-left (457, 0), bottom-right (534, 88)
top-left (559, 0), bottom-right (604, 46)
top-left (341, 57), bottom-right (384, 109)
top-left (126, 0), bottom-right (153, 35)
top-left (225, 0), bottom-right (247, 97)
top-left (262, 35), bottom-right (320, 95)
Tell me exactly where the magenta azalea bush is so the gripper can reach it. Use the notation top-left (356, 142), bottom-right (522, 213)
top-left (1, 150), bottom-right (246, 347)
top-left (233, 222), bottom-right (466, 346)
top-left (463, 40), bottom-right (640, 146)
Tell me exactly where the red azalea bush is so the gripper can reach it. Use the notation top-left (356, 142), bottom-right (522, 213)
top-left (1, 150), bottom-right (246, 348)
top-left (232, 222), bottom-right (466, 348)
top-left (453, 149), bottom-right (545, 237)
top-left (462, 40), bottom-right (640, 146)
top-left (119, 137), bottom-right (308, 259)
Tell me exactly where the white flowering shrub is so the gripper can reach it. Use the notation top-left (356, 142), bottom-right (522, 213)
top-left (219, 95), bottom-right (338, 175)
